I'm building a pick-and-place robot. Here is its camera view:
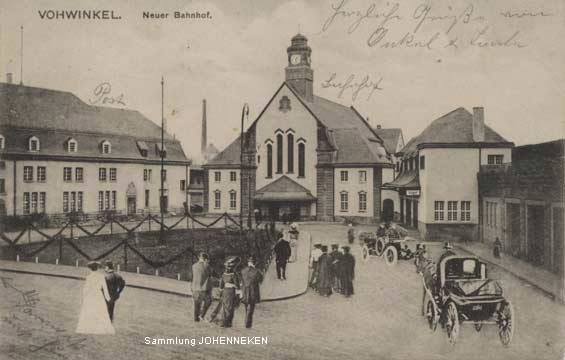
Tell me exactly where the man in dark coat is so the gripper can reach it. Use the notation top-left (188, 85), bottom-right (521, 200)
top-left (317, 246), bottom-right (333, 297)
top-left (191, 252), bottom-right (212, 322)
top-left (341, 246), bottom-right (355, 297)
top-left (328, 244), bottom-right (343, 293)
top-left (241, 255), bottom-right (263, 328)
top-left (103, 260), bottom-right (126, 322)
top-left (274, 233), bottom-right (291, 280)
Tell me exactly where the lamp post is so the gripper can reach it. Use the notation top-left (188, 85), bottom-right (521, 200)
top-left (159, 76), bottom-right (165, 245)
top-left (240, 103), bottom-right (249, 231)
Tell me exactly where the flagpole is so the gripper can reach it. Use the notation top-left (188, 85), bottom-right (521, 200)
top-left (160, 76), bottom-right (165, 244)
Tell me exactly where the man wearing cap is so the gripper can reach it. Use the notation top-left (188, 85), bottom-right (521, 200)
top-left (241, 256), bottom-right (263, 328)
top-left (191, 252), bottom-right (213, 323)
top-left (274, 232), bottom-right (291, 280)
top-left (103, 260), bottom-right (126, 322)
top-left (329, 244), bottom-right (343, 293)
top-left (309, 243), bottom-right (323, 289)
top-left (341, 246), bottom-right (355, 297)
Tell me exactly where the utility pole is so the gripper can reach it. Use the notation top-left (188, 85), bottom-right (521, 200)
top-left (240, 103), bottom-right (249, 233)
top-left (160, 77), bottom-right (165, 244)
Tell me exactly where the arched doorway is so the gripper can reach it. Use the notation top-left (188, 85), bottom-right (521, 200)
top-left (382, 199), bottom-right (394, 223)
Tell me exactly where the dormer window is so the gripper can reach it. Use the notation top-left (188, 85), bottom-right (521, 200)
top-left (136, 141), bottom-right (149, 157)
top-left (29, 136), bottom-right (40, 152)
top-left (0, 135), bottom-right (4, 150)
top-left (67, 138), bottom-right (78, 153)
top-left (101, 140), bottom-right (111, 154)
top-left (156, 143), bottom-right (167, 158)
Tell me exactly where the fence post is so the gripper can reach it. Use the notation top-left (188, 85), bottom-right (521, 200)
top-left (123, 239), bottom-right (128, 272)
top-left (148, 216), bottom-right (152, 231)
top-left (28, 228), bottom-right (31, 243)
top-left (110, 219), bottom-right (113, 234)
top-left (224, 214), bottom-right (227, 228)
top-left (58, 236), bottom-right (63, 263)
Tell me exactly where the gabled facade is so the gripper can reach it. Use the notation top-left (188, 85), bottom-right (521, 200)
top-left (384, 107), bottom-right (514, 241)
top-left (204, 34), bottom-right (393, 223)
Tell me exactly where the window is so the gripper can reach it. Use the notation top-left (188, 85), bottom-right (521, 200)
top-left (99, 168), bottom-right (107, 181)
top-left (267, 144), bottom-right (273, 178)
top-left (37, 166), bottom-right (46, 182)
top-left (359, 192), bottom-right (367, 212)
top-left (0, 135), bottom-right (4, 149)
top-left (420, 156), bottom-right (425, 170)
top-left (29, 136), bottom-right (40, 152)
top-left (75, 167), bottom-right (83, 182)
top-left (145, 190), bottom-right (150, 208)
top-left (23, 193), bottom-right (30, 214)
top-left (180, 179), bottom-right (186, 191)
top-left (487, 155), bottom-right (504, 165)
top-left (109, 168), bottom-right (117, 182)
top-left (105, 191), bottom-right (110, 210)
top-left (230, 171), bottom-right (237, 182)
top-left (340, 170), bottom-right (349, 182)
top-left (101, 140), bottom-right (111, 154)
top-left (0, 179), bottom-right (5, 193)
top-left (448, 201), bottom-right (458, 221)
top-left (359, 170), bottom-right (367, 183)
top-left (144, 169), bottom-right (152, 182)
top-left (77, 192), bottom-right (83, 212)
top-left (70, 192), bottom-right (76, 212)
top-left (39, 192), bottom-right (46, 213)
top-left (298, 142), bottom-right (305, 177)
top-left (98, 191), bottom-right (104, 211)
top-left (64, 167), bottom-right (72, 182)
top-left (67, 138), bottom-right (77, 153)
top-left (214, 171), bottom-right (221, 182)
top-left (461, 201), bottom-right (471, 221)
top-left (63, 192), bottom-right (69, 213)
top-left (23, 166), bottom-right (33, 182)
top-left (229, 190), bottom-right (237, 210)
top-left (214, 190), bottom-right (221, 209)
top-left (276, 133), bottom-right (283, 173)
top-left (340, 192), bottom-right (349, 212)
top-left (112, 191), bottom-right (116, 210)
top-left (31, 192), bottom-right (38, 213)
top-left (434, 201), bottom-right (445, 221)
top-left (287, 133), bottom-right (294, 173)
top-left (279, 96), bottom-right (291, 112)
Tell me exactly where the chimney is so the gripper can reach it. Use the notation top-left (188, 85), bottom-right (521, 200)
top-left (201, 99), bottom-right (207, 155)
top-left (376, 124), bottom-right (382, 129)
top-left (472, 107), bottom-right (485, 142)
top-left (6, 73), bottom-right (13, 84)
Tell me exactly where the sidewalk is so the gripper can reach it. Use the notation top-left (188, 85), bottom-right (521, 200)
top-left (456, 241), bottom-right (564, 302)
top-left (0, 232), bottom-right (311, 301)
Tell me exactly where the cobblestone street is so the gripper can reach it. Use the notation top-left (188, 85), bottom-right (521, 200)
top-left (1, 224), bottom-right (564, 360)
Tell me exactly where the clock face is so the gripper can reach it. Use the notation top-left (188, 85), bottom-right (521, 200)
top-left (290, 54), bottom-right (301, 65)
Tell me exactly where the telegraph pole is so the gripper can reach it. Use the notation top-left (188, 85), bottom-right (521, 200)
top-left (160, 77), bottom-right (165, 244)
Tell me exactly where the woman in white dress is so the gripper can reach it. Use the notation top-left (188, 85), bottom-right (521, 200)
top-left (287, 229), bottom-right (298, 263)
top-left (76, 261), bottom-right (115, 334)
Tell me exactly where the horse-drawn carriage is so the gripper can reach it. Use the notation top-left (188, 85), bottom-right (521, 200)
top-left (421, 254), bottom-right (515, 346)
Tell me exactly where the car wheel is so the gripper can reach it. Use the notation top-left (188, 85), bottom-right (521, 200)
top-left (375, 237), bottom-right (386, 256)
top-left (446, 302), bottom-right (459, 345)
top-left (498, 301), bottom-right (515, 347)
top-left (384, 246), bottom-right (398, 266)
top-left (426, 299), bottom-right (438, 331)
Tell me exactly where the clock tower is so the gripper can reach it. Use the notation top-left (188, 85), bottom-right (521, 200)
top-left (285, 34), bottom-right (313, 102)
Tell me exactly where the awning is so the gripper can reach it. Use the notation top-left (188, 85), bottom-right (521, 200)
top-left (254, 175), bottom-right (316, 203)
top-left (382, 170), bottom-right (420, 190)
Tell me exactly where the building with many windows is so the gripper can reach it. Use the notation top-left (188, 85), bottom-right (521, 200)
top-left (384, 106), bottom-right (514, 241)
top-left (204, 34), bottom-right (393, 223)
top-left (0, 80), bottom-right (191, 218)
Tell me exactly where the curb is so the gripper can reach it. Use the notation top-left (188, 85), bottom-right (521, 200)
top-left (455, 245), bottom-right (557, 301)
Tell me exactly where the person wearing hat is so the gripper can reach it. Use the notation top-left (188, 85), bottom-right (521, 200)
top-left (191, 253), bottom-right (213, 323)
top-left (219, 257), bottom-right (241, 328)
top-left (341, 246), bottom-right (355, 297)
top-left (274, 232), bottom-right (291, 280)
top-left (376, 224), bottom-right (386, 238)
top-left (347, 223), bottom-right (355, 244)
top-left (103, 260), bottom-right (126, 322)
top-left (76, 261), bottom-right (115, 334)
top-left (316, 246), bottom-right (333, 297)
top-left (329, 244), bottom-right (343, 293)
top-left (309, 243), bottom-right (323, 289)
top-left (240, 255), bottom-right (263, 328)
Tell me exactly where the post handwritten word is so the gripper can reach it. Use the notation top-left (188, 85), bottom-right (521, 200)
top-left (89, 82), bottom-right (126, 106)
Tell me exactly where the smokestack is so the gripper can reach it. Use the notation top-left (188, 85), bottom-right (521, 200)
top-left (376, 124), bottom-right (382, 129)
top-left (201, 99), bottom-right (207, 154)
top-left (472, 107), bottom-right (485, 142)
top-left (6, 73), bottom-right (13, 84)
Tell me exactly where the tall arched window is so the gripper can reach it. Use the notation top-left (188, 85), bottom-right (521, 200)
top-left (287, 133), bottom-right (294, 173)
top-left (266, 143), bottom-right (273, 178)
top-left (276, 134), bottom-right (283, 173)
top-left (298, 142), bottom-right (305, 177)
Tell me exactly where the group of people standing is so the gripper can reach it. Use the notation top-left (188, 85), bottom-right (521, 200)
top-left (76, 260), bottom-right (126, 334)
top-left (191, 253), bottom-right (263, 329)
top-left (309, 243), bottom-right (355, 297)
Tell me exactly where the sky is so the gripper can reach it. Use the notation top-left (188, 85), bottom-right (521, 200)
top-left (1, 0), bottom-right (563, 163)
